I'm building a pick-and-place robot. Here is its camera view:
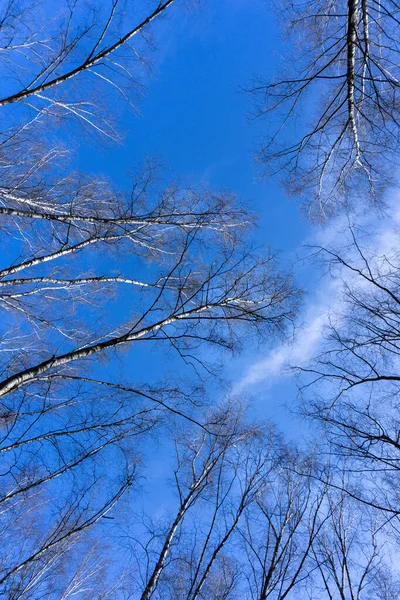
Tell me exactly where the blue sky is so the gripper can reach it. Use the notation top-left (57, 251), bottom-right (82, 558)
top-left (77, 0), bottom-right (310, 249)
top-left (69, 0), bottom-right (319, 433)
top-left (0, 0), bottom-right (349, 436)
top-left (2, 1), bottom-right (400, 592)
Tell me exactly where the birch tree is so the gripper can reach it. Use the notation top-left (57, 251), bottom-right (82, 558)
top-left (309, 488), bottom-right (393, 600)
top-left (130, 406), bottom-right (259, 600)
top-left (238, 450), bottom-right (326, 600)
top-left (0, 0), bottom-right (304, 594)
top-left (130, 426), bottom-right (330, 600)
top-left (0, 0), bottom-right (179, 140)
top-left (254, 0), bottom-right (400, 217)
top-left (298, 226), bottom-right (400, 516)
top-left (0, 138), bottom-right (300, 594)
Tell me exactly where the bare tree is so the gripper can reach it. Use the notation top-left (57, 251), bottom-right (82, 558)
top-left (0, 471), bottom-right (133, 599)
top-left (127, 422), bottom-right (339, 600)
top-left (253, 0), bottom-right (400, 217)
top-left (0, 114), bottom-right (300, 593)
top-left (298, 225), bottom-right (400, 516)
top-left (126, 407), bottom-right (267, 600)
top-left (169, 424), bottom-right (274, 600)
top-left (238, 449), bottom-right (326, 600)
top-left (0, 0), bottom-right (180, 140)
top-left (0, 1), bottom-right (337, 595)
top-left (308, 487), bottom-right (393, 600)
top-left (0, 0), bottom-right (304, 590)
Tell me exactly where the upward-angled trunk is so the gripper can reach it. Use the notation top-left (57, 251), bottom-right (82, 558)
top-left (0, 0), bottom-right (177, 107)
top-left (347, 0), bottom-right (360, 158)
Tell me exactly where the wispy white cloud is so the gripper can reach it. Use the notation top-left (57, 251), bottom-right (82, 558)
top-left (234, 194), bottom-right (400, 394)
top-left (234, 277), bottom-right (341, 393)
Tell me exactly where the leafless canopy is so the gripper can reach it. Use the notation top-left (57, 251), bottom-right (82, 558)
top-left (299, 226), bottom-right (400, 515)
top-left (0, 0), bottom-right (306, 593)
top-left (0, 0), bottom-right (177, 140)
top-left (128, 422), bottom-right (327, 600)
top-left (0, 136), bottom-right (302, 594)
top-left (0, 0), bottom-right (395, 596)
top-left (254, 0), bottom-right (400, 218)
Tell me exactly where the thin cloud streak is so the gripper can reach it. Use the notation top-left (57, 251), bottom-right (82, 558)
top-left (234, 278), bottom-right (341, 393)
top-left (235, 196), bottom-right (400, 394)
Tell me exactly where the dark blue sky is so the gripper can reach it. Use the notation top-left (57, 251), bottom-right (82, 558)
top-left (77, 0), bottom-right (310, 251)
top-left (2, 2), bottom-right (397, 591)
top-left (72, 0), bottom-right (319, 436)
top-left (46, 0), bottom-right (364, 565)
